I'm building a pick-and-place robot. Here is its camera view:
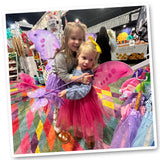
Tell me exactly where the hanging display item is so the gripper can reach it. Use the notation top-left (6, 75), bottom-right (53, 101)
top-left (47, 11), bottom-right (59, 32)
top-left (117, 32), bottom-right (128, 44)
top-left (46, 11), bottom-right (65, 42)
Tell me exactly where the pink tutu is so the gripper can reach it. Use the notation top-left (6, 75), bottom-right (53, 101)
top-left (56, 86), bottom-right (107, 142)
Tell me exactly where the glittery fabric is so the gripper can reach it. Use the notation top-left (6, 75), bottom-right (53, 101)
top-left (110, 108), bottom-right (141, 148)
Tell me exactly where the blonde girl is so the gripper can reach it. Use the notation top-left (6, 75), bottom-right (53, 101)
top-left (56, 40), bottom-right (107, 149)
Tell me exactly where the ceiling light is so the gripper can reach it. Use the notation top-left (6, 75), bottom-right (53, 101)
top-left (123, 25), bottom-right (126, 28)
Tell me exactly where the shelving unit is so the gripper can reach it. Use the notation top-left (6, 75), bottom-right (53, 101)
top-left (33, 50), bottom-right (45, 84)
top-left (8, 52), bottom-right (18, 81)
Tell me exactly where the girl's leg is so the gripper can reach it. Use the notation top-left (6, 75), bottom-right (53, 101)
top-left (85, 128), bottom-right (95, 149)
top-left (85, 136), bottom-right (95, 149)
top-left (53, 106), bottom-right (70, 143)
top-left (53, 107), bottom-right (60, 132)
top-left (74, 127), bottom-right (83, 141)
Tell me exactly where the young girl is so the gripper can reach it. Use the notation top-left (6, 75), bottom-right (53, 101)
top-left (45, 22), bottom-right (92, 143)
top-left (56, 41), bottom-right (109, 149)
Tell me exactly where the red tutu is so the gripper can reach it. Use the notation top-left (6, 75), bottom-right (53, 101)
top-left (56, 86), bottom-right (108, 142)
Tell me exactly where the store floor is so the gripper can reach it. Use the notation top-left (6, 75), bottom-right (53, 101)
top-left (10, 79), bottom-right (124, 154)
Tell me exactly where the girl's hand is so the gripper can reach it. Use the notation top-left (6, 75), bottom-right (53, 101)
top-left (80, 73), bottom-right (93, 84)
top-left (58, 90), bottom-right (67, 98)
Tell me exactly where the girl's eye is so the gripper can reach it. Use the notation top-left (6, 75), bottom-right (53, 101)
top-left (82, 56), bottom-right (86, 60)
top-left (71, 37), bottom-right (76, 40)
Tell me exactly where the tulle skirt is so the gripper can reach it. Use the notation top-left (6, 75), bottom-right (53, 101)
top-left (45, 72), bottom-right (65, 108)
top-left (56, 86), bottom-right (107, 142)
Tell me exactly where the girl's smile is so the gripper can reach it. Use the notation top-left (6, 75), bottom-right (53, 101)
top-left (68, 27), bottom-right (84, 52)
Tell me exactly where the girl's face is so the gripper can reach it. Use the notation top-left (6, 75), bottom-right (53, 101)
top-left (67, 27), bottom-right (84, 52)
top-left (77, 50), bottom-right (96, 70)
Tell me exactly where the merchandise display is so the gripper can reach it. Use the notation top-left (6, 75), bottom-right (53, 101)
top-left (112, 41), bottom-right (148, 61)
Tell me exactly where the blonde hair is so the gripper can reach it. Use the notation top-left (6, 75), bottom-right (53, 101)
top-left (56, 22), bottom-right (87, 62)
top-left (77, 41), bottom-right (99, 69)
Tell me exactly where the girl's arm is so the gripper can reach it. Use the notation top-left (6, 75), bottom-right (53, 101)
top-left (58, 70), bottom-right (94, 100)
top-left (66, 69), bottom-right (94, 100)
top-left (53, 53), bottom-right (73, 83)
top-left (58, 90), bottom-right (67, 98)
top-left (54, 53), bottom-right (93, 84)
top-left (65, 82), bottom-right (92, 100)
top-left (70, 73), bottom-right (93, 84)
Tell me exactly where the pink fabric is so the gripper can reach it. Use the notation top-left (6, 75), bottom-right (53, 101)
top-left (121, 103), bottom-right (134, 120)
top-left (138, 71), bottom-right (146, 79)
top-left (121, 78), bottom-right (140, 91)
top-left (139, 106), bottom-right (146, 117)
top-left (120, 77), bottom-right (140, 101)
top-left (16, 73), bottom-right (38, 90)
top-left (56, 87), bottom-right (109, 142)
top-left (121, 104), bottom-right (146, 120)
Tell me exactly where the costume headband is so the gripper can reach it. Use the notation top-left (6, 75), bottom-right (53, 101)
top-left (89, 36), bottom-right (102, 54)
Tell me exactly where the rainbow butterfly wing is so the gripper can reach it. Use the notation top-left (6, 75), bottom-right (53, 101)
top-left (93, 61), bottom-right (133, 89)
top-left (27, 29), bottom-right (60, 60)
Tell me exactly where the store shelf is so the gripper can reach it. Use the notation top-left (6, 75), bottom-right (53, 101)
top-left (9, 75), bottom-right (18, 78)
top-left (9, 61), bottom-right (16, 64)
top-left (9, 52), bottom-right (18, 80)
top-left (9, 67), bottom-right (17, 71)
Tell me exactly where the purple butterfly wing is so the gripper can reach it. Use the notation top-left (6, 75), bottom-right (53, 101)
top-left (27, 88), bottom-right (46, 98)
top-left (28, 88), bottom-right (49, 112)
top-left (27, 29), bottom-right (60, 60)
top-left (45, 59), bottom-right (54, 72)
top-left (31, 98), bottom-right (48, 112)
top-left (93, 61), bottom-right (133, 89)
top-left (85, 33), bottom-right (97, 41)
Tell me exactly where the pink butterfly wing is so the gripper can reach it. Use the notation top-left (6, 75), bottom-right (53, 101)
top-left (27, 29), bottom-right (60, 60)
top-left (93, 61), bottom-right (133, 89)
